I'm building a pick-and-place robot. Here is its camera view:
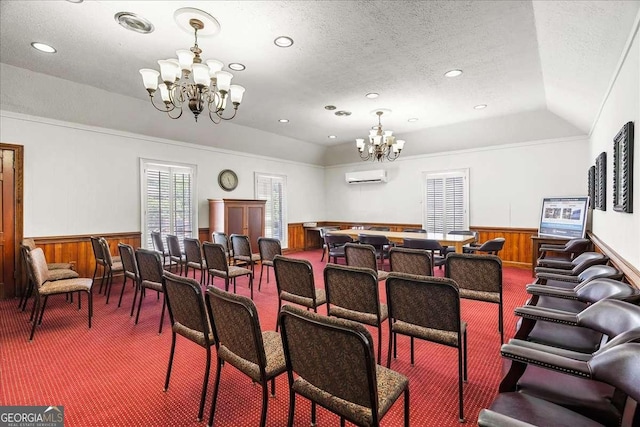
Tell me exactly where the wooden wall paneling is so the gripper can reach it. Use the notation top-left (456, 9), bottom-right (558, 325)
top-left (198, 228), bottom-right (210, 243)
top-left (589, 232), bottom-right (639, 288)
top-left (287, 223), bottom-right (305, 251)
top-left (471, 226), bottom-right (537, 269)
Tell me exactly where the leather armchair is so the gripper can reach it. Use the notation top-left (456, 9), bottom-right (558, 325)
top-left (534, 252), bottom-right (608, 280)
top-left (532, 264), bottom-right (621, 290)
top-left (537, 238), bottom-right (591, 268)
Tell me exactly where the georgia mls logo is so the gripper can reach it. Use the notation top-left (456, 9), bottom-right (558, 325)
top-left (0, 405), bottom-right (64, 427)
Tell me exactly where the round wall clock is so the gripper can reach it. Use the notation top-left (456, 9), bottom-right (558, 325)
top-left (218, 169), bottom-right (238, 191)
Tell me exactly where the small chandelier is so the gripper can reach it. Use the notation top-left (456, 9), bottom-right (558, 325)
top-left (356, 111), bottom-right (405, 161)
top-left (138, 18), bottom-right (245, 124)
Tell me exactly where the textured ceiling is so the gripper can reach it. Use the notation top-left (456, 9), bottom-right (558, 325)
top-left (0, 0), bottom-right (638, 159)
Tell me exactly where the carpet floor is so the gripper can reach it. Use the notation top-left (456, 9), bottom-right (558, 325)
top-left (1, 249), bottom-right (533, 426)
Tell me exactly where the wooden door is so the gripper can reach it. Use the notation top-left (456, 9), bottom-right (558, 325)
top-left (247, 204), bottom-right (265, 251)
top-left (0, 144), bottom-right (23, 299)
top-left (226, 205), bottom-right (245, 236)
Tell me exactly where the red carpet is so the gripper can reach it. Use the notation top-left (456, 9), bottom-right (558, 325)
top-left (1, 249), bottom-right (533, 426)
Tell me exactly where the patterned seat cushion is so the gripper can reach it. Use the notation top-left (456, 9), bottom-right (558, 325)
top-left (236, 254), bottom-right (261, 262)
top-left (210, 265), bottom-right (252, 279)
top-left (173, 321), bottom-right (214, 347)
top-left (459, 288), bottom-right (500, 303)
top-left (47, 262), bottom-right (74, 270)
top-left (47, 269), bottom-right (79, 281)
top-left (39, 278), bottom-right (92, 295)
top-left (109, 261), bottom-right (124, 272)
top-left (186, 259), bottom-right (207, 269)
top-left (218, 331), bottom-right (286, 382)
top-left (141, 280), bottom-right (163, 293)
top-left (392, 320), bottom-right (466, 347)
top-left (291, 364), bottom-right (408, 427)
top-left (281, 288), bottom-right (327, 308)
top-left (330, 303), bottom-right (388, 327)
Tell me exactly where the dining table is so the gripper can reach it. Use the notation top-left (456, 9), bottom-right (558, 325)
top-left (326, 229), bottom-right (477, 253)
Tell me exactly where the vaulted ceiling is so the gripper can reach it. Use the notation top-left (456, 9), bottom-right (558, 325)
top-left (1, 1), bottom-right (638, 165)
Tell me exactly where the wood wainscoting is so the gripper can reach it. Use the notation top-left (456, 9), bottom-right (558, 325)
top-left (472, 227), bottom-right (537, 270)
top-left (23, 232), bottom-right (141, 296)
top-left (589, 232), bottom-right (639, 288)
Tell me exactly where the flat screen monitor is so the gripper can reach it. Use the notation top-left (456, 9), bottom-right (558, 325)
top-left (539, 196), bottom-right (589, 239)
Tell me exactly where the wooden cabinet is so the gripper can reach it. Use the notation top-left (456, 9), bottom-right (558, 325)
top-left (208, 199), bottom-right (266, 252)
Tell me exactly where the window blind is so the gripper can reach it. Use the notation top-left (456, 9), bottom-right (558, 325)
top-left (255, 173), bottom-right (287, 246)
top-left (424, 170), bottom-right (468, 234)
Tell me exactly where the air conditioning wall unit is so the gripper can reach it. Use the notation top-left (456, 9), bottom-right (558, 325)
top-left (345, 169), bottom-right (388, 184)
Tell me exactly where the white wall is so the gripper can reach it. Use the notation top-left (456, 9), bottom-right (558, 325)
top-left (589, 23), bottom-right (640, 269)
top-left (0, 112), bottom-right (325, 238)
top-left (324, 136), bottom-right (589, 228)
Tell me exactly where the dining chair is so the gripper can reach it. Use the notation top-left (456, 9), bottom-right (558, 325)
top-left (318, 226), bottom-right (340, 261)
top-left (279, 304), bottom-right (410, 427)
top-left (463, 237), bottom-right (505, 256)
top-left (117, 243), bottom-right (140, 309)
top-left (205, 285), bottom-right (286, 427)
top-left (344, 242), bottom-right (389, 281)
top-left (389, 246), bottom-right (433, 276)
top-left (323, 233), bottom-right (353, 264)
top-left (202, 242), bottom-right (254, 299)
top-left (357, 234), bottom-right (392, 268)
top-left (90, 236), bottom-right (108, 294)
top-left (100, 237), bottom-right (124, 304)
top-left (402, 237), bottom-right (446, 270)
top-left (134, 248), bottom-right (167, 333)
top-left (324, 263), bottom-right (388, 364)
top-left (230, 234), bottom-right (260, 274)
top-left (166, 234), bottom-right (186, 275)
top-left (184, 237), bottom-right (207, 285)
top-left (272, 255), bottom-right (326, 331)
top-left (162, 271), bottom-right (215, 422)
top-left (257, 237), bottom-right (282, 290)
top-left (385, 272), bottom-right (467, 422)
top-left (24, 248), bottom-right (93, 341)
top-left (212, 231), bottom-right (233, 265)
top-left (151, 230), bottom-right (170, 267)
top-left (446, 253), bottom-right (504, 343)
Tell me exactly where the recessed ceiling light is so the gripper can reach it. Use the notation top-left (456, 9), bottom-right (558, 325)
top-left (408, 118), bottom-right (419, 122)
top-left (114, 12), bottom-right (154, 34)
top-left (474, 104), bottom-right (487, 110)
top-left (328, 135), bottom-right (337, 139)
top-left (31, 42), bottom-right (56, 53)
top-left (444, 69), bottom-right (463, 78)
top-left (274, 36), bottom-right (294, 48)
top-left (365, 93), bottom-right (379, 99)
top-left (324, 105), bottom-right (336, 110)
top-left (228, 63), bottom-right (245, 71)
top-left (278, 119), bottom-right (289, 123)
top-left (335, 111), bottom-right (351, 116)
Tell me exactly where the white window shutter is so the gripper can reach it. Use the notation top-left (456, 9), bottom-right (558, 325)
top-left (255, 173), bottom-right (287, 247)
top-left (424, 170), bottom-right (468, 234)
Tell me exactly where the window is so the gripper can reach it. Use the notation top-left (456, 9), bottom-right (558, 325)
top-left (140, 159), bottom-right (197, 250)
top-left (255, 173), bottom-right (287, 247)
top-left (423, 169), bottom-right (469, 234)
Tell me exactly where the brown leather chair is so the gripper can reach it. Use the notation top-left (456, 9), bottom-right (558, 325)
top-left (162, 271), bottom-right (214, 422)
top-left (357, 234), bottom-right (392, 268)
top-left (318, 226), bottom-right (340, 261)
top-left (279, 304), bottom-right (410, 427)
top-left (385, 272), bottom-right (467, 422)
top-left (402, 237), bottom-right (445, 270)
top-left (463, 237), bottom-right (505, 255)
top-left (537, 238), bottom-right (591, 268)
top-left (323, 233), bottom-right (353, 264)
top-left (272, 255), bottom-right (326, 331)
top-left (534, 252), bottom-right (609, 286)
top-left (479, 343), bottom-right (640, 427)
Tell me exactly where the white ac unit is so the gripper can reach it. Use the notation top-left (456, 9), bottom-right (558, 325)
top-left (345, 169), bottom-right (388, 184)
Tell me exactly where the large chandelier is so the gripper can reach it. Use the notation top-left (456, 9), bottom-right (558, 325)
top-left (356, 110), bottom-right (405, 161)
top-left (138, 17), bottom-right (245, 124)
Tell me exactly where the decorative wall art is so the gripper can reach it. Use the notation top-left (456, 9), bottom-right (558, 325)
top-left (588, 165), bottom-right (595, 209)
top-left (613, 121), bottom-right (634, 213)
top-left (595, 152), bottom-right (606, 211)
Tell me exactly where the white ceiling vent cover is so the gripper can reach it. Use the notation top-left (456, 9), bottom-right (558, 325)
top-left (345, 170), bottom-right (388, 184)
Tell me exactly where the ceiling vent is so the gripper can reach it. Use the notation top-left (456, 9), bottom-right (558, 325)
top-left (345, 170), bottom-right (388, 184)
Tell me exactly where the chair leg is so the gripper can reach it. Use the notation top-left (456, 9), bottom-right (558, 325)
top-left (377, 325), bottom-right (382, 364)
top-left (88, 290), bottom-right (93, 328)
top-left (259, 380), bottom-right (269, 427)
top-left (311, 402), bottom-right (317, 426)
top-left (77, 291), bottom-right (81, 310)
top-left (463, 329), bottom-right (468, 382)
top-left (387, 319), bottom-right (393, 368)
top-left (404, 387), bottom-right (410, 427)
top-left (410, 336), bottom-right (414, 366)
top-left (130, 283), bottom-right (139, 317)
top-left (275, 300), bottom-right (282, 332)
top-left (208, 358), bottom-right (223, 427)
top-left (286, 389), bottom-right (296, 427)
top-left (28, 295), bottom-right (41, 341)
top-left (135, 286), bottom-right (144, 324)
top-left (198, 346), bottom-right (211, 422)
top-left (118, 276), bottom-right (128, 308)
top-left (249, 274), bottom-right (254, 300)
top-left (340, 417), bottom-right (346, 427)
top-left (499, 303), bottom-right (504, 344)
top-left (163, 332), bottom-right (177, 392)
top-left (158, 294), bottom-right (166, 334)
top-left (259, 264), bottom-right (264, 291)
top-left (37, 295), bottom-right (49, 325)
top-left (458, 346), bottom-right (465, 423)
top-left (105, 270), bottom-right (114, 304)
top-left (20, 280), bottom-right (34, 312)
top-left (267, 266), bottom-right (270, 284)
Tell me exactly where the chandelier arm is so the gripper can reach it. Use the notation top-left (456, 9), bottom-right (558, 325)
top-left (215, 106), bottom-right (239, 121)
top-left (149, 94), bottom-right (177, 113)
top-left (208, 108), bottom-right (222, 124)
